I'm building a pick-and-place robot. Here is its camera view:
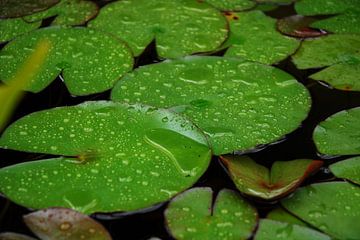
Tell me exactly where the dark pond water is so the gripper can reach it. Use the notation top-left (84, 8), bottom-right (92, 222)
top-left (1, 1), bottom-right (360, 239)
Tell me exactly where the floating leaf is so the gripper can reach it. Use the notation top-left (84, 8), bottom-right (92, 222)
top-left (267, 208), bottom-right (307, 226)
top-left (223, 11), bottom-right (300, 64)
top-left (0, 233), bottom-right (36, 240)
top-left (88, 0), bottom-right (228, 58)
top-left (0, 27), bottom-right (133, 96)
top-left (0, 101), bottom-right (211, 214)
top-left (282, 182), bottom-right (360, 239)
top-left (204, 0), bottom-right (255, 11)
top-left (313, 107), bottom-right (360, 156)
top-left (292, 34), bottom-right (360, 91)
top-left (111, 56), bottom-right (311, 155)
top-left (24, 208), bottom-right (112, 240)
top-left (310, 11), bottom-right (360, 34)
top-left (255, 0), bottom-right (295, 4)
top-left (254, 219), bottom-right (331, 240)
top-left (0, 0), bottom-right (59, 18)
top-left (220, 155), bottom-right (322, 200)
top-left (330, 156), bottom-right (360, 184)
top-left (277, 15), bottom-right (327, 38)
top-left (0, 18), bottom-right (40, 43)
top-left (24, 0), bottom-right (98, 26)
top-left (165, 188), bottom-right (258, 240)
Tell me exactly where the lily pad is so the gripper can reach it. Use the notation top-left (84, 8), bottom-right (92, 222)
top-left (0, 233), bottom-right (36, 240)
top-left (277, 15), bottom-right (328, 38)
top-left (204, 0), bottom-right (255, 11)
top-left (292, 34), bottom-right (360, 91)
top-left (0, 0), bottom-right (59, 18)
top-left (330, 156), bottom-right (360, 184)
top-left (282, 182), bottom-right (360, 239)
top-left (223, 11), bottom-right (300, 64)
top-left (24, 208), bottom-right (112, 240)
top-left (0, 27), bottom-right (133, 96)
top-left (255, 0), bottom-right (295, 4)
top-left (111, 56), bottom-right (311, 155)
top-left (220, 155), bottom-right (322, 199)
top-left (254, 219), bottom-right (331, 240)
top-left (0, 18), bottom-right (40, 43)
top-left (24, 0), bottom-right (99, 26)
top-left (0, 101), bottom-right (211, 213)
top-left (267, 208), bottom-right (307, 226)
top-left (88, 0), bottom-right (228, 58)
top-left (164, 188), bottom-right (258, 240)
top-left (313, 107), bottom-right (360, 156)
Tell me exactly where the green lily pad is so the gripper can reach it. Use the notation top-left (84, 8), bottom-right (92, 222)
top-left (330, 156), bottom-right (360, 184)
top-left (223, 11), bottom-right (300, 64)
top-left (0, 18), bottom-right (41, 43)
top-left (310, 11), bottom-right (360, 34)
top-left (292, 34), bottom-right (360, 91)
top-left (0, 101), bottom-right (211, 214)
top-left (313, 107), bottom-right (360, 156)
top-left (282, 182), bottom-right (360, 239)
top-left (220, 155), bottom-right (322, 200)
top-left (0, 27), bottom-right (133, 96)
top-left (277, 15), bottom-right (328, 38)
top-left (24, 208), bottom-right (112, 240)
top-left (0, 0), bottom-right (59, 18)
top-left (267, 208), bottom-right (307, 226)
top-left (111, 56), bottom-right (311, 155)
top-left (0, 233), bottom-right (36, 240)
top-left (204, 0), bottom-right (255, 11)
top-left (255, 0), bottom-right (295, 4)
top-left (24, 0), bottom-right (98, 26)
top-left (88, 0), bottom-right (228, 58)
top-left (164, 188), bottom-right (258, 240)
top-left (254, 219), bottom-right (331, 240)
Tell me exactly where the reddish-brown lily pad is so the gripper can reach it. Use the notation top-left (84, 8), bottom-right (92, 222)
top-left (0, 0), bottom-right (59, 18)
top-left (220, 155), bottom-right (323, 200)
top-left (277, 15), bottom-right (328, 38)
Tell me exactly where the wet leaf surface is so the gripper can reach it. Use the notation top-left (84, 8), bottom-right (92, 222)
top-left (165, 187), bottom-right (257, 240)
top-left (0, 0), bottom-right (59, 18)
top-left (277, 15), bottom-right (327, 38)
top-left (88, 0), bottom-right (228, 58)
top-left (282, 182), bottom-right (360, 239)
top-left (111, 56), bottom-right (311, 155)
top-left (223, 11), bottom-right (300, 64)
top-left (0, 18), bottom-right (40, 43)
top-left (267, 208), bottom-right (307, 226)
top-left (0, 101), bottom-right (211, 214)
top-left (330, 156), bottom-right (360, 184)
top-left (0, 233), bottom-right (37, 240)
top-left (254, 219), bottom-right (331, 240)
top-left (255, 0), bottom-right (294, 4)
top-left (292, 34), bottom-right (360, 91)
top-left (220, 155), bottom-right (322, 200)
top-left (0, 27), bottom-right (133, 96)
top-left (313, 107), bottom-right (360, 156)
top-left (204, 0), bottom-right (255, 11)
top-left (24, 208), bottom-right (112, 240)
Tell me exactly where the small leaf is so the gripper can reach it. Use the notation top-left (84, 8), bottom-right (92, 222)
top-left (24, 208), bottom-right (112, 240)
top-left (282, 182), bottom-right (360, 239)
top-left (88, 0), bottom-right (228, 58)
top-left (165, 188), bottom-right (258, 240)
top-left (0, 27), bottom-right (133, 96)
top-left (0, 18), bottom-right (40, 43)
top-left (254, 219), bottom-right (331, 240)
top-left (267, 208), bottom-right (307, 227)
top-left (204, 0), bottom-right (256, 11)
top-left (277, 15), bottom-right (328, 38)
top-left (330, 156), bottom-right (360, 184)
top-left (220, 155), bottom-right (322, 200)
top-left (0, 0), bottom-right (59, 18)
top-left (313, 107), bottom-right (360, 156)
top-left (0, 233), bottom-right (37, 240)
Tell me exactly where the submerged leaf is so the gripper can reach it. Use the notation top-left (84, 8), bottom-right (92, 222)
top-left (313, 107), bottom-right (360, 156)
top-left (220, 155), bottom-right (322, 200)
top-left (165, 188), bottom-right (258, 240)
top-left (89, 0), bottom-right (228, 58)
top-left (277, 15), bottom-right (327, 38)
top-left (0, 27), bottom-right (133, 96)
top-left (24, 208), bottom-right (112, 240)
top-left (0, 0), bottom-right (59, 18)
top-left (111, 56), bottom-right (311, 155)
top-left (204, 0), bottom-right (255, 11)
top-left (282, 182), bottom-right (360, 239)
top-left (0, 18), bottom-right (40, 43)
top-left (0, 101), bottom-right (211, 213)
top-left (330, 156), bottom-right (360, 184)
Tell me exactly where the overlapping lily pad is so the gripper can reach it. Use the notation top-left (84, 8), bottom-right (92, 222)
top-left (313, 107), bottom-right (360, 156)
top-left (282, 182), bottom-right (360, 239)
top-left (0, 18), bottom-right (40, 43)
top-left (24, 0), bottom-right (98, 26)
top-left (220, 155), bottom-right (322, 199)
top-left (0, 0), bottom-right (59, 18)
top-left (330, 156), bottom-right (360, 184)
top-left (0, 233), bottom-right (36, 240)
top-left (0, 27), bottom-right (133, 96)
top-left (267, 208), bottom-right (306, 226)
top-left (204, 0), bottom-right (255, 11)
top-left (24, 208), bottom-right (112, 240)
top-left (223, 11), bottom-right (300, 64)
top-left (88, 0), bottom-right (228, 58)
top-left (111, 56), bottom-right (311, 155)
top-left (292, 34), bottom-right (360, 91)
top-left (165, 188), bottom-right (258, 240)
top-left (254, 219), bottom-right (331, 240)
top-left (277, 15), bottom-right (327, 38)
top-left (0, 101), bottom-right (212, 214)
